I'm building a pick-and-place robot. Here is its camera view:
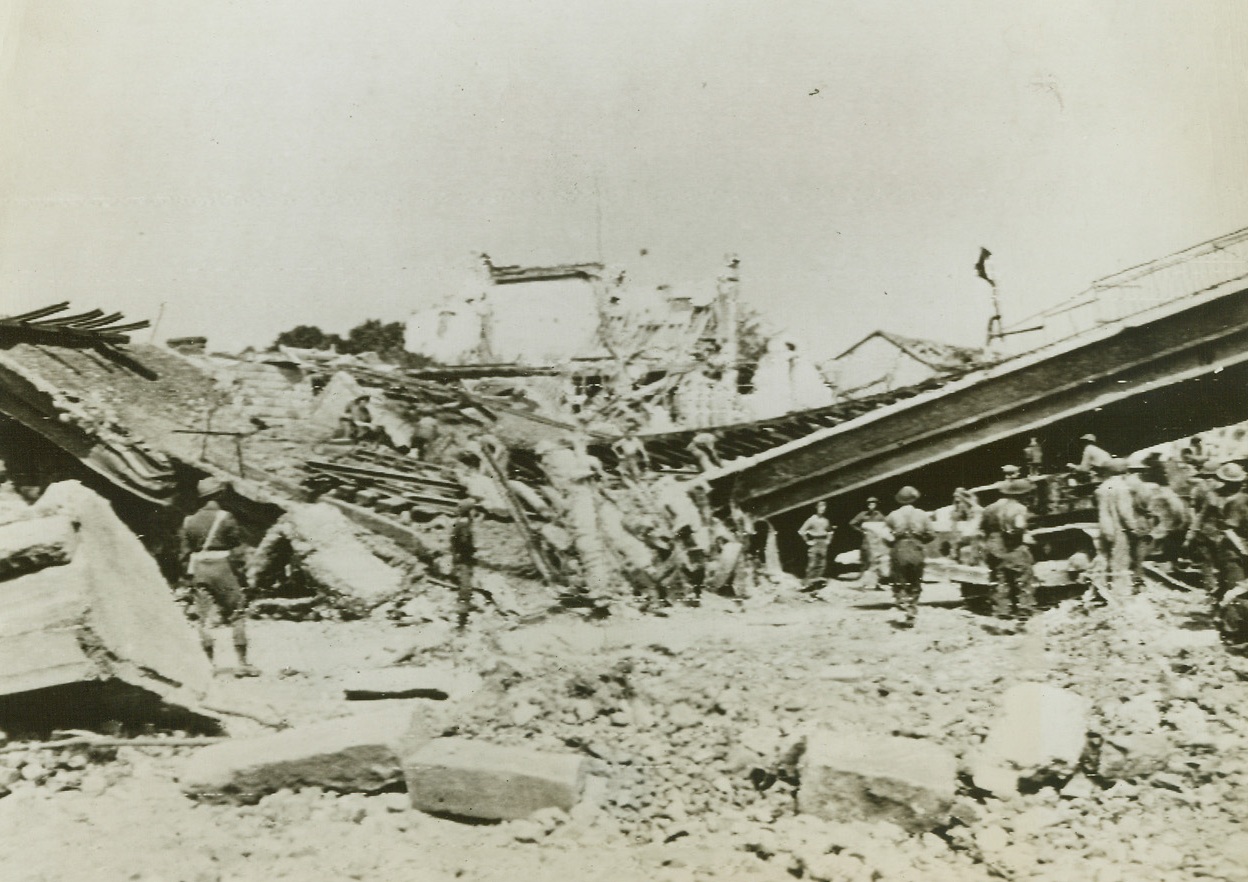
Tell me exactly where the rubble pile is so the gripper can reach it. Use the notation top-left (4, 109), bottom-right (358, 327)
top-left (0, 743), bottom-right (119, 798)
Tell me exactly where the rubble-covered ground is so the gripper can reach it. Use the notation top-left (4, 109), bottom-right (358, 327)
top-left (2, 576), bottom-right (1247, 882)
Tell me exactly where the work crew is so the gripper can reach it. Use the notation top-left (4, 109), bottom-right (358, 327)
top-left (849, 496), bottom-right (888, 588)
top-left (980, 478), bottom-right (1037, 624)
top-left (797, 501), bottom-right (834, 589)
top-left (884, 486), bottom-right (933, 629)
top-left (179, 477), bottom-right (255, 675)
top-left (450, 500), bottom-right (480, 631)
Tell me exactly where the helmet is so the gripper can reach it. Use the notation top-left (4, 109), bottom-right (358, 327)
top-left (998, 479), bottom-right (1035, 497)
top-left (1216, 462), bottom-right (1247, 484)
top-left (895, 486), bottom-right (920, 505)
top-left (196, 477), bottom-right (225, 499)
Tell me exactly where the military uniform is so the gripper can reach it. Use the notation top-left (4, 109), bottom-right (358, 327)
top-left (884, 491), bottom-right (932, 628)
top-left (179, 493), bottom-right (250, 667)
top-left (451, 506), bottom-right (477, 630)
top-left (797, 508), bottom-right (833, 587)
top-left (980, 485), bottom-right (1035, 621)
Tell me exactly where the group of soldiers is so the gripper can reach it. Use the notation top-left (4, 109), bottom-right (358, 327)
top-left (796, 486), bottom-right (942, 629)
top-left (793, 432), bottom-right (1248, 641)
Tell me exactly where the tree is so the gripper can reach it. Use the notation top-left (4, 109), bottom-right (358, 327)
top-left (271, 319), bottom-right (438, 368)
top-left (339, 319), bottom-right (405, 357)
top-left (272, 325), bottom-right (342, 351)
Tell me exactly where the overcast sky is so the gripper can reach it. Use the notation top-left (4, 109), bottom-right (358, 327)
top-left (1, 1), bottom-right (1246, 357)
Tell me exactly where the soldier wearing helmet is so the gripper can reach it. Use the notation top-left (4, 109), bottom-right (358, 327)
top-left (884, 486), bottom-right (933, 629)
top-left (178, 476), bottom-right (255, 675)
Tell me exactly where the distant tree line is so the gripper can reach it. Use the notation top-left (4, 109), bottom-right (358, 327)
top-left (271, 320), bottom-right (436, 369)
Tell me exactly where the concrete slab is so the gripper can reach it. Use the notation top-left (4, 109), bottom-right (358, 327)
top-left (798, 731), bottom-right (957, 832)
top-left (181, 706), bottom-right (418, 802)
top-left (403, 737), bottom-right (586, 821)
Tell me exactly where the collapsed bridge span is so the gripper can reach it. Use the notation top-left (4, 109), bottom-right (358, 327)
top-left (707, 228), bottom-right (1248, 525)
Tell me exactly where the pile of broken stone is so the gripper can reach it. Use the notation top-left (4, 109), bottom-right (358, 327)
top-left (3, 479), bottom-right (1248, 879)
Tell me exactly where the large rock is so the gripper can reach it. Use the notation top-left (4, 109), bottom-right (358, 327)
top-left (254, 503), bottom-right (404, 612)
top-left (971, 682), bottom-right (1090, 796)
top-left (1096, 733), bottom-right (1173, 780)
top-left (403, 737), bottom-right (587, 820)
top-left (181, 706), bottom-right (418, 802)
top-left (0, 515), bottom-right (78, 579)
top-left (797, 732), bottom-right (957, 832)
top-left (0, 482), bottom-right (212, 724)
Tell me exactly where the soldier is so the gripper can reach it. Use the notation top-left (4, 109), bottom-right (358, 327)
top-left (688, 430), bottom-right (722, 471)
top-left (1184, 461), bottom-right (1226, 595)
top-left (797, 501), bottom-right (834, 589)
top-left (611, 428), bottom-right (651, 483)
top-left (1207, 463), bottom-right (1248, 601)
top-left (179, 477), bottom-right (255, 675)
top-left (450, 500), bottom-right (480, 631)
top-left (980, 478), bottom-right (1037, 624)
top-left (1095, 458), bottom-right (1145, 592)
top-left (1129, 455), bottom-right (1189, 564)
top-left (1069, 433), bottom-right (1114, 476)
top-left (849, 496), bottom-right (888, 588)
top-left (411, 410), bottom-right (441, 460)
top-left (884, 486), bottom-right (933, 629)
top-left (1024, 437), bottom-right (1044, 477)
top-left (950, 487), bottom-right (982, 564)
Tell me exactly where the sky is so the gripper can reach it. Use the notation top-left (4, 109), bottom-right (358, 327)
top-left (1, 1), bottom-right (1246, 358)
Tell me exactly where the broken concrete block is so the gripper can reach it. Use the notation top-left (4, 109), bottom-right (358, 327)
top-left (403, 737), bottom-right (587, 820)
top-left (0, 515), bottom-right (78, 580)
top-left (343, 665), bottom-right (482, 701)
top-left (1096, 734), bottom-right (1173, 780)
top-left (971, 682), bottom-right (1089, 796)
top-left (254, 503), bottom-right (404, 612)
top-left (0, 482), bottom-right (211, 726)
top-left (796, 732), bottom-right (957, 832)
top-left (181, 706), bottom-right (418, 802)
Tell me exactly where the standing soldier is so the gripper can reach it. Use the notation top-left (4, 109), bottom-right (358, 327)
top-left (849, 496), bottom-right (888, 588)
top-left (1185, 460), bottom-right (1224, 590)
top-left (412, 410), bottom-right (441, 460)
top-left (1095, 458), bottom-right (1145, 594)
top-left (451, 500), bottom-right (480, 631)
top-left (1207, 463), bottom-right (1248, 600)
top-left (950, 488), bottom-right (983, 563)
top-left (688, 430), bottom-right (722, 471)
top-left (179, 477), bottom-right (255, 676)
top-left (1024, 437), bottom-right (1044, 477)
top-left (1069, 433), bottom-right (1114, 476)
top-left (797, 501), bottom-right (834, 589)
top-left (884, 486), bottom-right (933, 629)
top-left (612, 428), bottom-right (651, 483)
top-left (980, 478), bottom-right (1037, 625)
